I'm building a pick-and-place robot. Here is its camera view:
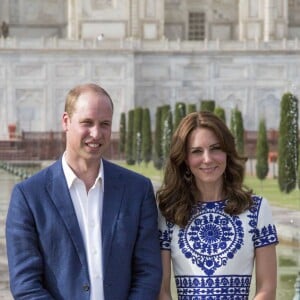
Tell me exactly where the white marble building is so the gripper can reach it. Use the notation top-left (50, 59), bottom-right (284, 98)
top-left (0, 0), bottom-right (300, 138)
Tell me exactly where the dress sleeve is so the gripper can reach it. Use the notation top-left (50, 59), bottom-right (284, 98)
top-left (253, 196), bottom-right (279, 248)
top-left (158, 209), bottom-right (172, 250)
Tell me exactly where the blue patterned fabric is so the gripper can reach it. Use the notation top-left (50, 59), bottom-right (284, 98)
top-left (158, 195), bottom-right (278, 299)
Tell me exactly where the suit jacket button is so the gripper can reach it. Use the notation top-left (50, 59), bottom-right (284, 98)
top-left (83, 284), bottom-right (90, 291)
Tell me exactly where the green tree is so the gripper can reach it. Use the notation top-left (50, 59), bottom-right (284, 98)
top-left (153, 106), bottom-right (163, 170)
top-left (214, 106), bottom-right (226, 124)
top-left (118, 112), bottom-right (126, 159)
top-left (298, 147), bottom-right (300, 188)
top-left (200, 100), bottom-right (215, 112)
top-left (174, 102), bottom-right (186, 130)
top-left (125, 109), bottom-right (135, 165)
top-left (141, 108), bottom-right (152, 165)
top-left (230, 107), bottom-right (244, 155)
top-left (161, 105), bottom-right (173, 165)
top-left (187, 104), bottom-right (197, 114)
top-left (278, 92), bottom-right (299, 193)
top-left (255, 118), bottom-right (269, 181)
top-left (133, 107), bottom-right (143, 165)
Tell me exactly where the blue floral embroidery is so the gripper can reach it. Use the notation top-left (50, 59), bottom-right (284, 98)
top-left (160, 220), bottom-right (174, 249)
top-left (176, 275), bottom-right (251, 299)
top-left (248, 196), bottom-right (278, 247)
top-left (178, 202), bottom-right (244, 275)
top-left (158, 196), bottom-right (278, 299)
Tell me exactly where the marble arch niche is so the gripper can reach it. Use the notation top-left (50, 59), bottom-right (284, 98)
top-left (80, 0), bottom-right (128, 39)
top-left (8, 0), bottom-right (67, 38)
top-left (81, 0), bottom-right (128, 18)
top-left (0, 88), bottom-right (8, 139)
top-left (84, 0), bottom-right (114, 11)
top-left (53, 88), bottom-right (69, 131)
top-left (145, 0), bottom-right (156, 18)
top-left (215, 88), bottom-right (247, 126)
top-left (221, 93), bottom-right (244, 126)
top-left (16, 89), bottom-right (45, 132)
top-left (257, 94), bottom-right (280, 130)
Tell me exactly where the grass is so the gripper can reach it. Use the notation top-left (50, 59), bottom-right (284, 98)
top-left (115, 160), bottom-right (300, 211)
top-left (244, 176), bottom-right (300, 210)
top-left (115, 160), bottom-right (164, 184)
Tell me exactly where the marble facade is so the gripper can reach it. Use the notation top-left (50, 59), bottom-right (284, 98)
top-left (0, 0), bottom-right (300, 138)
top-left (0, 38), bottom-right (299, 139)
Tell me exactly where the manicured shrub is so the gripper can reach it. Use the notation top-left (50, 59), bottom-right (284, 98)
top-left (153, 106), bottom-right (163, 170)
top-left (142, 108), bottom-right (152, 165)
top-left (214, 106), bottom-right (226, 124)
top-left (174, 102), bottom-right (186, 130)
top-left (256, 118), bottom-right (269, 180)
top-left (118, 112), bottom-right (126, 159)
top-left (230, 107), bottom-right (244, 155)
top-left (200, 100), bottom-right (215, 112)
top-left (161, 105), bottom-right (173, 165)
top-left (133, 107), bottom-right (143, 164)
top-left (278, 92), bottom-right (298, 193)
top-left (125, 109), bottom-right (135, 165)
top-left (187, 104), bottom-right (197, 114)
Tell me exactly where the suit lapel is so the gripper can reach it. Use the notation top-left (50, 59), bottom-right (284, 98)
top-left (101, 160), bottom-right (124, 274)
top-left (46, 160), bottom-right (88, 270)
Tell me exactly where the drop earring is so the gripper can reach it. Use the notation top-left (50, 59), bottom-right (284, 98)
top-left (184, 167), bottom-right (192, 182)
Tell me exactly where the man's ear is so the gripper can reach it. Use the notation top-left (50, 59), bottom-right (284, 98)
top-left (62, 112), bottom-right (69, 132)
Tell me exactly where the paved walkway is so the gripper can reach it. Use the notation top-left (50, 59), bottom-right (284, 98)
top-left (0, 169), bottom-right (299, 300)
top-left (272, 206), bottom-right (300, 246)
top-left (0, 169), bottom-right (17, 300)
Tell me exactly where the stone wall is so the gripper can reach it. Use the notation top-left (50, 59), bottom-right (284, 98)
top-left (0, 37), bottom-right (300, 140)
top-left (0, 130), bottom-right (279, 161)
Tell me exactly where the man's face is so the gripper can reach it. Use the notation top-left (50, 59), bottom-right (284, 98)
top-left (62, 90), bottom-right (113, 165)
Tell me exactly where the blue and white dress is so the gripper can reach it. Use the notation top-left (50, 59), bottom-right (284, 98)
top-left (158, 195), bottom-right (278, 300)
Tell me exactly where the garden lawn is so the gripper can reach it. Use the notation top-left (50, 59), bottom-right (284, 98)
top-left (115, 161), bottom-right (300, 211)
top-left (244, 176), bottom-right (300, 210)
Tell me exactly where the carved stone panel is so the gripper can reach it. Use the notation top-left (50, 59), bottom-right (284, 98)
top-left (145, 0), bottom-right (156, 18)
top-left (215, 86), bottom-right (248, 126)
top-left (53, 63), bottom-right (86, 79)
top-left (13, 63), bottom-right (46, 79)
top-left (105, 86), bottom-right (124, 132)
top-left (176, 86), bottom-right (208, 105)
top-left (215, 63), bottom-right (248, 79)
top-left (0, 65), bottom-right (5, 80)
top-left (82, 0), bottom-right (126, 18)
top-left (138, 63), bottom-right (169, 80)
top-left (51, 88), bottom-right (69, 131)
top-left (89, 0), bottom-right (113, 10)
top-left (164, 23), bottom-right (184, 40)
top-left (143, 23), bottom-right (158, 39)
top-left (11, 0), bottom-right (65, 24)
top-left (15, 88), bottom-right (45, 131)
top-left (0, 88), bottom-right (8, 138)
top-left (253, 64), bottom-right (286, 80)
top-left (253, 89), bottom-right (281, 130)
top-left (182, 64), bottom-right (210, 81)
top-left (92, 62), bottom-right (125, 80)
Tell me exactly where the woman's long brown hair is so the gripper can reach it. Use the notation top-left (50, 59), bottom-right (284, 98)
top-left (156, 111), bottom-right (253, 227)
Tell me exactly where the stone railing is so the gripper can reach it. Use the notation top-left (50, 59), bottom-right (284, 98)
top-left (0, 131), bottom-right (120, 161)
top-left (1, 36), bottom-right (300, 52)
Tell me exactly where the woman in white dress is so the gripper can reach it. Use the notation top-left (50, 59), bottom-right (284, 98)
top-left (157, 111), bottom-right (278, 300)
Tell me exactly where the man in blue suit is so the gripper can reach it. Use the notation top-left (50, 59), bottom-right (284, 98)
top-left (6, 83), bottom-right (162, 299)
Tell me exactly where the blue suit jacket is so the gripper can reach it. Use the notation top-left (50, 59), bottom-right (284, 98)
top-left (6, 159), bottom-right (162, 300)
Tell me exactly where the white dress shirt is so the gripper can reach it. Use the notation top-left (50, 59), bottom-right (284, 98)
top-left (62, 154), bottom-right (104, 300)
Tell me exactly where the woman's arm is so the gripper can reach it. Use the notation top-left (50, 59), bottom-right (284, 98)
top-left (254, 244), bottom-right (277, 300)
top-left (158, 250), bottom-right (173, 300)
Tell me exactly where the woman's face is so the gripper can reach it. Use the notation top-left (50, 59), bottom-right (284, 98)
top-left (186, 127), bottom-right (227, 187)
